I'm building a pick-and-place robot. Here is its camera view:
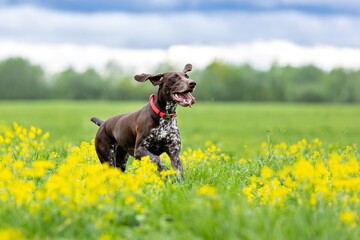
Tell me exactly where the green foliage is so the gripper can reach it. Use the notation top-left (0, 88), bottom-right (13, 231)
top-left (1, 57), bottom-right (360, 102)
top-left (53, 68), bottom-right (104, 99)
top-left (0, 58), bottom-right (48, 99)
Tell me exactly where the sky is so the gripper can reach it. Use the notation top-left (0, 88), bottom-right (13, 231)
top-left (1, 0), bottom-right (360, 73)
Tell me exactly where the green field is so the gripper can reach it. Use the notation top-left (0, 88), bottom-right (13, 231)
top-left (1, 101), bottom-right (360, 239)
top-left (1, 101), bottom-right (359, 154)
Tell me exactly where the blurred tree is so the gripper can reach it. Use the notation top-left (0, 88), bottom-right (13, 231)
top-left (351, 70), bottom-right (360, 102)
top-left (53, 68), bottom-right (104, 99)
top-left (266, 64), bottom-right (286, 101)
top-left (0, 58), bottom-right (48, 99)
top-left (1, 57), bottom-right (359, 103)
top-left (327, 68), bottom-right (360, 103)
top-left (199, 61), bottom-right (230, 101)
top-left (286, 65), bottom-right (327, 102)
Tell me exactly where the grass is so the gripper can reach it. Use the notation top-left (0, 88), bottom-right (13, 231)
top-left (0, 101), bottom-right (359, 155)
top-left (1, 101), bottom-right (360, 239)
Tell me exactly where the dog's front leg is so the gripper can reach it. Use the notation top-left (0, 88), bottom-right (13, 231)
top-left (167, 152), bottom-right (185, 181)
top-left (134, 146), bottom-right (168, 171)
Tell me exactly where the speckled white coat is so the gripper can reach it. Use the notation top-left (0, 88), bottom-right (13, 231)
top-left (140, 101), bottom-right (181, 157)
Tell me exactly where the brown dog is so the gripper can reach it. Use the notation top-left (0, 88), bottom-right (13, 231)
top-left (91, 64), bottom-right (196, 180)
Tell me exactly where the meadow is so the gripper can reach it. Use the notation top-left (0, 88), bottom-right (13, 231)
top-left (1, 101), bottom-right (360, 239)
top-left (0, 101), bottom-right (359, 153)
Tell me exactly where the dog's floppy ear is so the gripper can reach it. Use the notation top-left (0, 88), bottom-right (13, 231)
top-left (134, 73), bottom-right (164, 86)
top-left (183, 64), bottom-right (192, 73)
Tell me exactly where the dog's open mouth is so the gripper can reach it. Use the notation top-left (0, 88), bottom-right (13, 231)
top-left (172, 90), bottom-right (195, 108)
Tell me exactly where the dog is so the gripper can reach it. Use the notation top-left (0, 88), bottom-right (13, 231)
top-left (91, 64), bottom-right (196, 180)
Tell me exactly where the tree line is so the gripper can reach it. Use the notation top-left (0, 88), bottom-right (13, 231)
top-left (1, 57), bottom-right (360, 102)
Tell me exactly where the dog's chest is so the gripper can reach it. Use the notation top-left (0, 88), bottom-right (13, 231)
top-left (141, 117), bottom-right (180, 153)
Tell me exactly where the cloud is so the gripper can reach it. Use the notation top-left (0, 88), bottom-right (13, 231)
top-left (1, 40), bottom-right (360, 74)
top-left (278, 0), bottom-right (360, 8)
top-left (2, 0), bottom-right (360, 14)
top-left (1, 5), bottom-right (360, 74)
top-left (1, 6), bottom-right (360, 49)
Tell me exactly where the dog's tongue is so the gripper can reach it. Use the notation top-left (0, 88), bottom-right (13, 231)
top-left (174, 92), bottom-right (195, 107)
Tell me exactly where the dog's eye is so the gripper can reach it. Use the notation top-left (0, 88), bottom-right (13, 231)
top-left (168, 77), bottom-right (176, 85)
top-left (168, 75), bottom-right (178, 83)
top-left (185, 74), bottom-right (189, 79)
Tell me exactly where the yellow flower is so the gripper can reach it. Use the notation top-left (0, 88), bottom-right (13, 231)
top-left (8, 181), bottom-right (35, 204)
top-left (289, 145), bottom-right (298, 154)
top-left (22, 168), bottom-right (34, 178)
top-left (292, 160), bottom-right (314, 181)
top-left (261, 166), bottom-right (273, 179)
top-left (340, 210), bottom-right (358, 227)
top-left (278, 166), bottom-right (291, 179)
top-left (160, 168), bottom-right (175, 178)
top-left (125, 195), bottom-right (136, 204)
top-left (0, 228), bottom-right (24, 240)
top-left (198, 185), bottom-right (217, 198)
top-left (0, 166), bottom-right (13, 181)
top-left (42, 132), bottom-right (50, 140)
top-left (28, 131), bottom-right (36, 139)
top-left (33, 160), bottom-right (55, 169)
top-left (98, 234), bottom-right (112, 240)
top-left (310, 193), bottom-right (317, 206)
top-left (30, 126), bottom-right (36, 133)
top-left (205, 140), bottom-right (214, 146)
top-left (13, 160), bottom-right (24, 171)
top-left (279, 142), bottom-right (287, 150)
top-left (238, 158), bottom-right (246, 164)
top-left (284, 176), bottom-right (296, 189)
top-left (242, 186), bottom-right (255, 202)
top-left (313, 138), bottom-right (322, 147)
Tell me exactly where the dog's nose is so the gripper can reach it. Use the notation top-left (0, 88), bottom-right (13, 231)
top-left (188, 80), bottom-right (196, 88)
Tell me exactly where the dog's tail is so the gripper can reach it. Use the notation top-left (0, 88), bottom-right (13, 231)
top-left (91, 117), bottom-right (104, 127)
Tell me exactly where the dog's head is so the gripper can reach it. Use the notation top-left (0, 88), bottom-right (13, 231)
top-left (134, 64), bottom-right (196, 107)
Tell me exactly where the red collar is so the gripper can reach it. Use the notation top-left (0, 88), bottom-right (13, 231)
top-left (149, 94), bottom-right (176, 119)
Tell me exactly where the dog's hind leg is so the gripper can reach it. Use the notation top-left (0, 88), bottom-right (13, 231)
top-left (115, 146), bottom-right (129, 172)
top-left (94, 128), bottom-right (116, 167)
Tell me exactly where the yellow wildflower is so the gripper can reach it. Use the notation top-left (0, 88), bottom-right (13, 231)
top-left (28, 131), bottom-right (36, 139)
top-left (261, 166), bottom-right (273, 179)
top-left (340, 210), bottom-right (358, 227)
top-left (198, 185), bottom-right (217, 198)
top-left (125, 195), bottom-right (136, 204)
top-left (42, 132), bottom-right (50, 140)
top-left (0, 228), bottom-right (24, 240)
top-left (289, 145), bottom-right (298, 154)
